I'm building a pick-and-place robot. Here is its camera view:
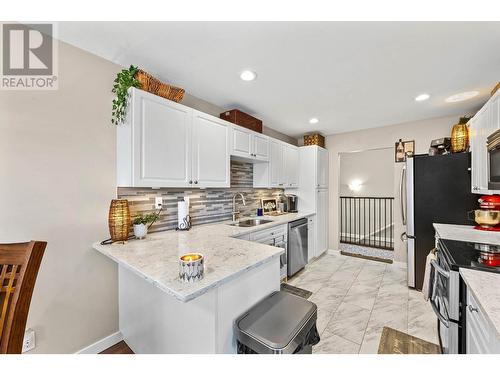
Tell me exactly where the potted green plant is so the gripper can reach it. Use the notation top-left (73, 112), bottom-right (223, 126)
top-left (111, 65), bottom-right (140, 125)
top-left (132, 213), bottom-right (160, 239)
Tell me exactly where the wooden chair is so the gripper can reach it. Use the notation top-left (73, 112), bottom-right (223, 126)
top-left (0, 241), bottom-right (46, 354)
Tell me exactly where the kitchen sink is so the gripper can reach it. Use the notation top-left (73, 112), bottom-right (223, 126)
top-left (229, 218), bottom-right (273, 227)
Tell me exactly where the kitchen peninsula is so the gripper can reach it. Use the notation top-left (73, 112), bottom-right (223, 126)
top-left (93, 213), bottom-right (313, 354)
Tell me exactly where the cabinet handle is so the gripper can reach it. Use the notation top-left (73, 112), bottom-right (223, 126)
top-left (189, 180), bottom-right (193, 184)
top-left (194, 180), bottom-right (198, 184)
top-left (468, 305), bottom-right (478, 313)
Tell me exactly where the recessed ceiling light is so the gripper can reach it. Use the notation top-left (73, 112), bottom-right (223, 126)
top-left (309, 118), bottom-right (319, 124)
top-left (240, 70), bottom-right (257, 81)
top-left (415, 93), bottom-right (430, 102)
top-left (445, 91), bottom-right (479, 103)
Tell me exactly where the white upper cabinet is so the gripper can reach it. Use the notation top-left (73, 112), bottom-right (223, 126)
top-left (284, 144), bottom-right (299, 188)
top-left (253, 134), bottom-right (270, 161)
top-left (270, 140), bottom-right (285, 187)
top-left (316, 147), bottom-right (329, 189)
top-left (191, 111), bottom-right (230, 188)
top-left (117, 88), bottom-right (229, 188)
top-left (231, 126), bottom-right (252, 157)
top-left (229, 126), bottom-right (269, 161)
top-left (253, 140), bottom-right (299, 189)
top-left (117, 88), bottom-right (300, 189)
top-left (127, 88), bottom-right (192, 188)
top-left (470, 90), bottom-right (500, 194)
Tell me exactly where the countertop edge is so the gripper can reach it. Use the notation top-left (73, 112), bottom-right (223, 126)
top-left (93, 242), bottom-right (283, 302)
top-left (433, 223), bottom-right (500, 245)
top-left (92, 212), bottom-right (314, 302)
top-left (459, 268), bottom-right (500, 339)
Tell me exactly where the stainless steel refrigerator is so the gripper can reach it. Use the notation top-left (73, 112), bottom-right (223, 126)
top-left (402, 153), bottom-right (477, 290)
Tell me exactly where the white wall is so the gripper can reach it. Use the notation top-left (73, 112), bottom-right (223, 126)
top-left (326, 115), bottom-right (458, 262)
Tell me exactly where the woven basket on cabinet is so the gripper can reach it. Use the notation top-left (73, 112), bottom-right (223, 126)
top-left (303, 133), bottom-right (325, 148)
top-left (135, 70), bottom-right (185, 103)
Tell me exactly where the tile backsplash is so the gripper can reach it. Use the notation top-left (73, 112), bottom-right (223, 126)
top-left (118, 161), bottom-right (283, 233)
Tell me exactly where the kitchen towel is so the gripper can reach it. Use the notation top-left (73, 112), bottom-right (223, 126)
top-left (422, 249), bottom-right (437, 301)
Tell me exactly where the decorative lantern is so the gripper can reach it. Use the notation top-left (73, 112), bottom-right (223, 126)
top-left (451, 117), bottom-right (470, 153)
top-left (108, 199), bottom-right (131, 243)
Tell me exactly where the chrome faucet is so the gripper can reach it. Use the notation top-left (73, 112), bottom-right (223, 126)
top-left (232, 192), bottom-right (246, 222)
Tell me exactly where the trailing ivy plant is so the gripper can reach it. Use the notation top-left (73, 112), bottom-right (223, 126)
top-left (111, 65), bottom-right (140, 125)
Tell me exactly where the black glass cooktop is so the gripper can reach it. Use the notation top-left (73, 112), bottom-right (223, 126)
top-left (439, 239), bottom-right (500, 273)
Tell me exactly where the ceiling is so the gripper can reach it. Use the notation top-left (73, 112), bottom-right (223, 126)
top-left (58, 22), bottom-right (500, 137)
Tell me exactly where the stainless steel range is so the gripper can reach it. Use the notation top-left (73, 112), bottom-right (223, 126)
top-left (431, 238), bottom-right (500, 354)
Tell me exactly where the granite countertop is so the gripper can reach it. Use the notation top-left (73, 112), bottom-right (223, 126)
top-left (93, 212), bottom-right (315, 302)
top-left (459, 268), bottom-right (500, 338)
top-left (434, 223), bottom-right (500, 245)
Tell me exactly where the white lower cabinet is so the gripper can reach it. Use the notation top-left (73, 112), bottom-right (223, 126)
top-left (466, 288), bottom-right (500, 353)
top-left (307, 215), bottom-right (316, 261)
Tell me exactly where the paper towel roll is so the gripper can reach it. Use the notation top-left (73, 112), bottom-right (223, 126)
top-left (178, 198), bottom-right (190, 229)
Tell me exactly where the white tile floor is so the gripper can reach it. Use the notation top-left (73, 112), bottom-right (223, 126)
top-left (287, 251), bottom-right (438, 354)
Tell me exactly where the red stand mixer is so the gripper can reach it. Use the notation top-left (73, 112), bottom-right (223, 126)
top-left (472, 195), bottom-right (500, 231)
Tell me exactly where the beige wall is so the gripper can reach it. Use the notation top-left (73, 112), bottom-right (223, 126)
top-left (262, 126), bottom-right (298, 146)
top-left (184, 95), bottom-right (297, 145)
top-left (0, 40), bottom-right (121, 353)
top-left (326, 115), bottom-right (458, 262)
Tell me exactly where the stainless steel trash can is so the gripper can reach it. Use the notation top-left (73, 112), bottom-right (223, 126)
top-left (236, 291), bottom-right (320, 354)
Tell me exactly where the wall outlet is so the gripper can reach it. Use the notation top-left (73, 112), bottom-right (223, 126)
top-left (155, 197), bottom-right (163, 209)
top-left (22, 329), bottom-right (35, 353)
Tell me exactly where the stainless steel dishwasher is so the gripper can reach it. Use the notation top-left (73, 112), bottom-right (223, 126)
top-left (287, 218), bottom-right (308, 277)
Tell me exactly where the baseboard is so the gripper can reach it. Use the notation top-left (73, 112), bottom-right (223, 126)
top-left (327, 249), bottom-right (341, 255)
top-left (76, 331), bottom-right (123, 354)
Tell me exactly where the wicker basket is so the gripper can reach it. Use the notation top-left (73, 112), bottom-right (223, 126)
top-left (135, 70), bottom-right (185, 103)
top-left (304, 133), bottom-right (325, 148)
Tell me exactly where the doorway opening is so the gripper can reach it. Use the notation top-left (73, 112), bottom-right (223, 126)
top-left (339, 147), bottom-right (395, 262)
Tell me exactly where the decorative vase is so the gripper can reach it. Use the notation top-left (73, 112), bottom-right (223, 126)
top-left (451, 121), bottom-right (469, 153)
top-left (108, 199), bottom-right (130, 243)
top-left (133, 223), bottom-right (148, 239)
